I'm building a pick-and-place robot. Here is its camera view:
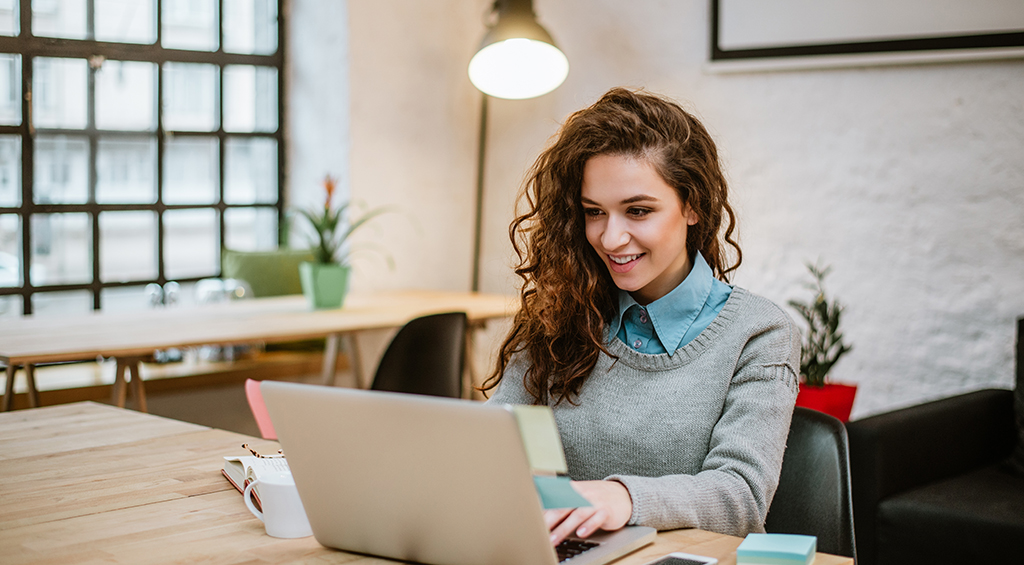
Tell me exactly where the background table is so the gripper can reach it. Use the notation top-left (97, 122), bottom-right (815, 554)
top-left (0, 402), bottom-right (854, 565)
top-left (0, 289), bottom-right (516, 412)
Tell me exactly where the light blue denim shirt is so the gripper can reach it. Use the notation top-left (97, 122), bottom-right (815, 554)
top-left (611, 251), bottom-right (732, 355)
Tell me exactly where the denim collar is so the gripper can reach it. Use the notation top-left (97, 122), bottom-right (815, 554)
top-left (609, 251), bottom-right (715, 354)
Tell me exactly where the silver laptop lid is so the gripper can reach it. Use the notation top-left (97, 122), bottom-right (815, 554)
top-left (261, 381), bottom-right (559, 565)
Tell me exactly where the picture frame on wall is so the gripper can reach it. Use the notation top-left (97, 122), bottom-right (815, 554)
top-left (710, 0), bottom-right (1024, 70)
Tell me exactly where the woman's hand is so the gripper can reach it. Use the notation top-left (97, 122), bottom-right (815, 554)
top-left (544, 480), bottom-right (633, 546)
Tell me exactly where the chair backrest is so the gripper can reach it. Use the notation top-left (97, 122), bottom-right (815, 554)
top-left (371, 312), bottom-right (467, 399)
top-left (221, 248), bottom-right (314, 297)
top-left (765, 407), bottom-right (857, 559)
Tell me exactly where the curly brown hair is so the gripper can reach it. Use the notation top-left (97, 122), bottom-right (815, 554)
top-left (480, 87), bottom-right (741, 405)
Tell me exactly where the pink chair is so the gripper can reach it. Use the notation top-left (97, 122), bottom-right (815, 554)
top-left (244, 379), bottom-right (277, 440)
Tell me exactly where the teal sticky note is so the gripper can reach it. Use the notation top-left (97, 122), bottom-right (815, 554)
top-left (736, 533), bottom-right (816, 565)
top-left (533, 475), bottom-right (592, 510)
top-left (508, 405), bottom-right (568, 475)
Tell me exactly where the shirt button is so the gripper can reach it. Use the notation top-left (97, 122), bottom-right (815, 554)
top-left (633, 339), bottom-right (642, 349)
top-left (639, 313), bottom-right (648, 324)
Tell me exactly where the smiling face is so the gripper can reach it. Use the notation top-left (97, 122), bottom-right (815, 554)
top-left (581, 153), bottom-right (697, 305)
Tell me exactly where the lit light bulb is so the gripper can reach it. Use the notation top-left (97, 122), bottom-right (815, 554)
top-left (469, 38), bottom-right (569, 100)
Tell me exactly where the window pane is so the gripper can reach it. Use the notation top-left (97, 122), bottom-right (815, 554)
top-left (0, 54), bottom-right (21, 125)
top-left (32, 289), bottom-right (92, 316)
top-left (0, 0), bottom-right (18, 36)
top-left (0, 135), bottom-right (20, 207)
top-left (224, 207), bottom-right (277, 251)
top-left (164, 137), bottom-right (218, 205)
top-left (32, 0), bottom-right (88, 40)
top-left (32, 57), bottom-right (88, 129)
top-left (30, 212), bottom-right (91, 285)
top-left (96, 137), bottom-right (157, 204)
top-left (162, 0), bottom-right (218, 51)
top-left (96, 60), bottom-right (156, 131)
top-left (162, 62), bottom-right (218, 131)
top-left (223, 0), bottom-right (277, 55)
top-left (94, 0), bottom-right (156, 44)
top-left (164, 208), bottom-right (218, 279)
top-left (0, 294), bottom-right (21, 317)
top-left (224, 137), bottom-right (276, 204)
top-left (223, 65), bottom-right (277, 132)
top-left (99, 211), bottom-right (157, 283)
top-left (34, 135), bottom-right (88, 204)
top-left (0, 213), bottom-right (20, 287)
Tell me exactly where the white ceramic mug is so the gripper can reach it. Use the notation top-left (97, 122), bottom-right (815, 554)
top-left (243, 471), bottom-right (313, 538)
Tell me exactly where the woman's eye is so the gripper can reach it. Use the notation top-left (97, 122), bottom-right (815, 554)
top-left (627, 207), bottom-right (651, 217)
top-left (583, 208), bottom-right (603, 217)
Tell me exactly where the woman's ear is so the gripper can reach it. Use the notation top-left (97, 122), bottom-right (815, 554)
top-left (683, 204), bottom-right (699, 226)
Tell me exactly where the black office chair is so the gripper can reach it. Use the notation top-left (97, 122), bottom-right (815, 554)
top-left (766, 406), bottom-right (857, 560)
top-left (370, 312), bottom-right (467, 399)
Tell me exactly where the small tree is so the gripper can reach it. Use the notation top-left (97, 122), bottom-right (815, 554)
top-left (788, 263), bottom-right (852, 387)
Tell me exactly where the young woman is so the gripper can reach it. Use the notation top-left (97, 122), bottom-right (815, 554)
top-left (482, 88), bottom-right (800, 544)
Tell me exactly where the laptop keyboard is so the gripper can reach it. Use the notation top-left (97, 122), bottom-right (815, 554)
top-left (556, 538), bottom-right (600, 562)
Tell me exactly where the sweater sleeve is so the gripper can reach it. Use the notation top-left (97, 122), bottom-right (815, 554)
top-left (609, 310), bottom-right (801, 536)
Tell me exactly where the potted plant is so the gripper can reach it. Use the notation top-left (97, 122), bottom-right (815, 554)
top-left (295, 175), bottom-right (389, 310)
top-left (788, 263), bottom-right (856, 421)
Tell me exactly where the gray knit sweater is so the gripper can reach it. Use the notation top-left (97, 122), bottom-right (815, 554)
top-left (487, 287), bottom-right (800, 536)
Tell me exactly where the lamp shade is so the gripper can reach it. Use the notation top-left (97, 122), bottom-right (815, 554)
top-left (468, 0), bottom-right (568, 100)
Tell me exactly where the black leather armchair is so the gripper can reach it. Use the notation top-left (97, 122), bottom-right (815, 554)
top-left (846, 388), bottom-right (1024, 565)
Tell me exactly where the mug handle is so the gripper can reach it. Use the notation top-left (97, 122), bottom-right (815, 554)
top-left (243, 480), bottom-right (264, 523)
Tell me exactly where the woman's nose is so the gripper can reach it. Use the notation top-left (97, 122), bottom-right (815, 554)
top-left (602, 216), bottom-right (630, 249)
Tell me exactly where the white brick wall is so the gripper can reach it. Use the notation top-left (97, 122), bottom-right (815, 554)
top-left (326, 0), bottom-right (1024, 418)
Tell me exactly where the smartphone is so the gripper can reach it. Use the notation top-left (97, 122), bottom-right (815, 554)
top-left (643, 552), bottom-right (719, 565)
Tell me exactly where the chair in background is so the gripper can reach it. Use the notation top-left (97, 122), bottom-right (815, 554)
top-left (244, 312), bottom-right (468, 438)
top-left (765, 407), bottom-right (857, 560)
top-left (370, 312), bottom-right (467, 399)
top-left (221, 248), bottom-right (315, 298)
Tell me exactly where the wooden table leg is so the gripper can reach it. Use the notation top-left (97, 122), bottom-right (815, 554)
top-left (112, 359), bottom-right (129, 408)
top-left (464, 320), bottom-right (487, 399)
top-left (346, 333), bottom-right (366, 389)
top-left (127, 360), bottom-right (147, 413)
top-left (24, 364), bottom-right (39, 408)
top-left (112, 357), bottom-right (148, 412)
top-left (2, 363), bottom-right (16, 412)
top-left (322, 334), bottom-right (340, 386)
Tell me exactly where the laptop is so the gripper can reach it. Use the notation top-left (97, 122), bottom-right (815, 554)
top-left (260, 380), bottom-right (656, 565)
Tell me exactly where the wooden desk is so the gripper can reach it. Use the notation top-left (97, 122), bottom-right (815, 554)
top-left (0, 403), bottom-right (854, 565)
top-left (0, 289), bottom-right (516, 412)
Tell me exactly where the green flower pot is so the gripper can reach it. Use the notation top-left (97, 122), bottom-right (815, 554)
top-left (298, 262), bottom-right (351, 310)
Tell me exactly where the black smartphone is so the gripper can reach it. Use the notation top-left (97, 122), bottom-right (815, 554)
top-left (644, 552), bottom-right (719, 565)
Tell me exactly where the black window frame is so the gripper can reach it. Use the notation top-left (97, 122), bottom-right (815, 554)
top-left (0, 0), bottom-right (286, 315)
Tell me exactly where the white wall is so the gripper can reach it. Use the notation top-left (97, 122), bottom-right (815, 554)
top-left (326, 0), bottom-right (1024, 417)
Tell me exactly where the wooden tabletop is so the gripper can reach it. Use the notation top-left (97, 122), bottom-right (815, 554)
top-left (0, 403), bottom-right (854, 565)
top-left (0, 289), bottom-right (517, 365)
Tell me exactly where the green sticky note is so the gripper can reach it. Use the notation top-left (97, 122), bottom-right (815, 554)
top-left (736, 533), bottom-right (816, 565)
top-left (533, 475), bottom-right (592, 509)
top-left (508, 405), bottom-right (568, 475)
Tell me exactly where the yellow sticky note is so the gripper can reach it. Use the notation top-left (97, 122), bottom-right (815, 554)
top-left (508, 404), bottom-right (568, 475)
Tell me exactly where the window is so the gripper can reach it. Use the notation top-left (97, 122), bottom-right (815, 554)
top-left (0, 0), bottom-right (284, 316)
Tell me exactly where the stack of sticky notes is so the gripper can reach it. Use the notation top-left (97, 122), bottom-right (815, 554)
top-left (736, 533), bottom-right (816, 565)
top-left (507, 405), bottom-right (591, 510)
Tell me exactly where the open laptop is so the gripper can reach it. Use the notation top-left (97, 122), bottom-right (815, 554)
top-left (261, 381), bottom-right (656, 565)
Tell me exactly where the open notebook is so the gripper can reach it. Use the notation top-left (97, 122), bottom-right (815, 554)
top-left (260, 381), bottom-right (655, 565)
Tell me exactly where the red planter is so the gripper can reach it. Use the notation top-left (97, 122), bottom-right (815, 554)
top-left (795, 383), bottom-right (858, 422)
